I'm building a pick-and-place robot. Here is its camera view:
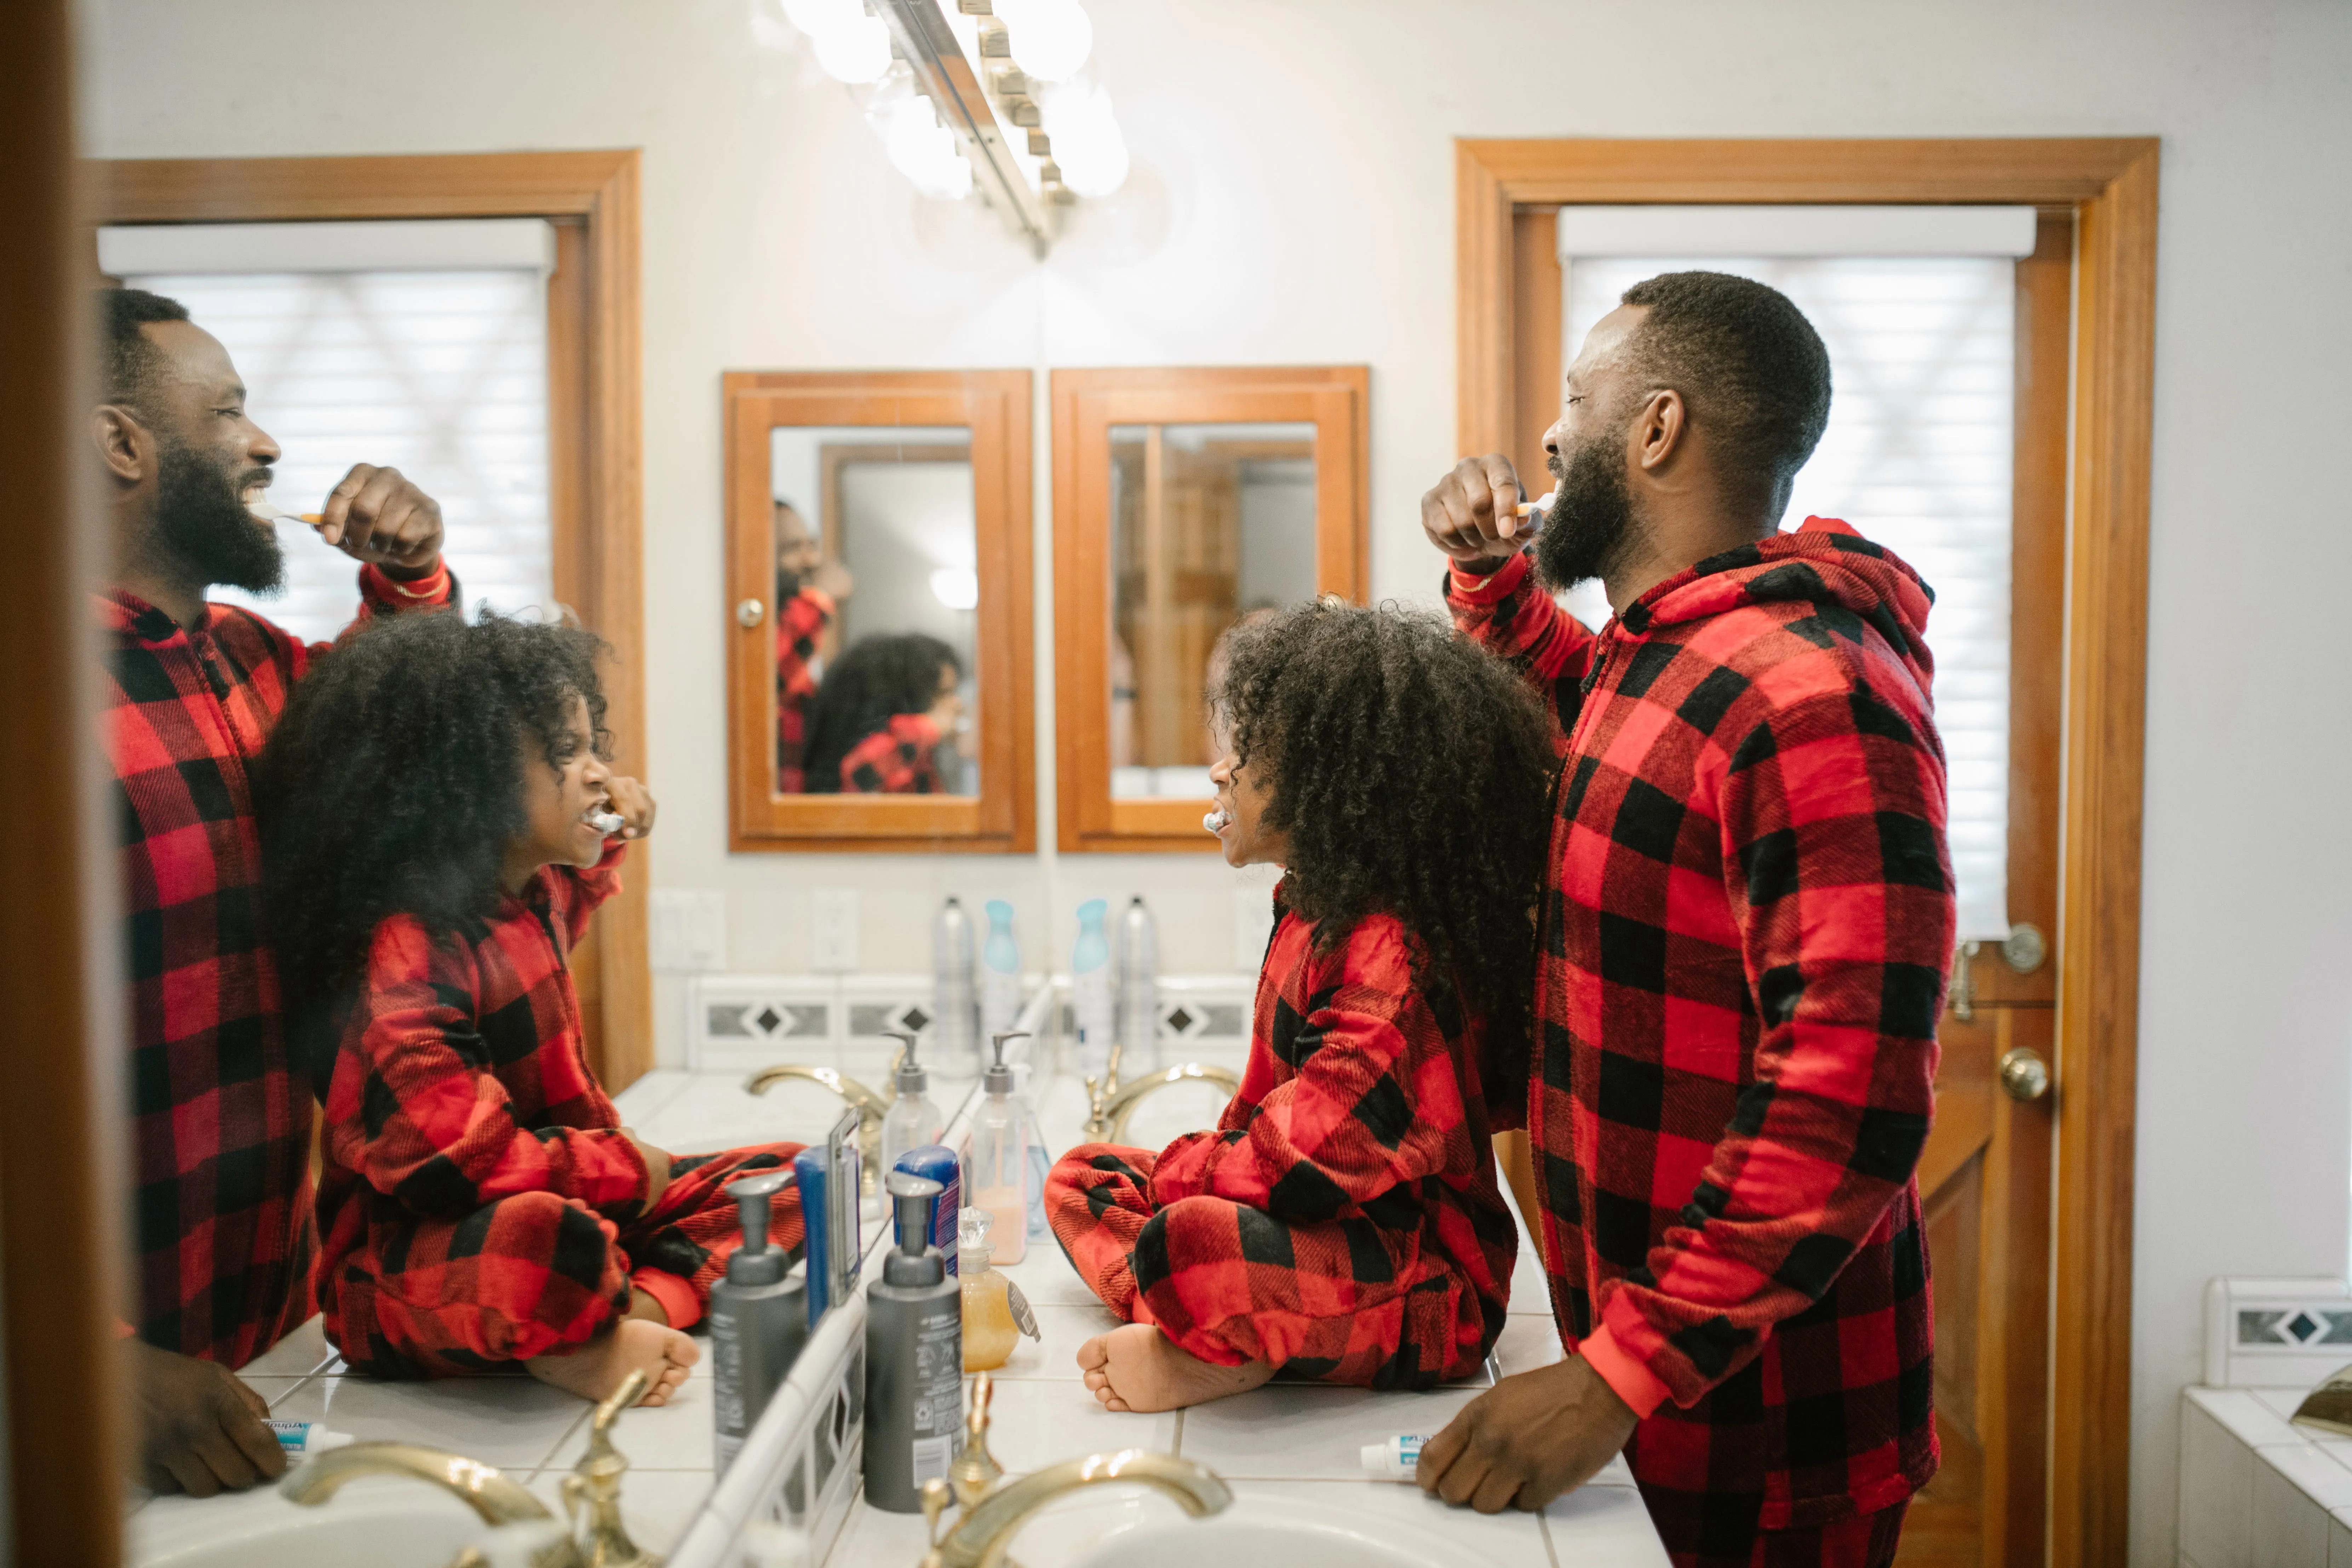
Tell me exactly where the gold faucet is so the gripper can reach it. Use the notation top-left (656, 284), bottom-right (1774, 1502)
top-left (281, 1369), bottom-right (661, 1568)
top-left (744, 1062), bottom-right (890, 1196)
top-left (920, 1449), bottom-right (1233, 1568)
top-left (1098, 1062), bottom-right (1242, 1145)
top-left (1080, 1042), bottom-right (1125, 1143)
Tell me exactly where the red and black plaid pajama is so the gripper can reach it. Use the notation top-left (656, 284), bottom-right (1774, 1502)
top-left (100, 566), bottom-right (453, 1369)
top-left (1046, 901), bottom-right (1517, 1388)
top-left (316, 843), bottom-right (804, 1376)
top-left (774, 585), bottom-right (833, 792)
top-left (1449, 519), bottom-right (1952, 1553)
top-left (838, 713), bottom-right (943, 794)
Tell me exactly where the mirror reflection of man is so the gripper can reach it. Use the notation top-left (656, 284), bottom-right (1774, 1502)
top-left (94, 288), bottom-right (455, 1496)
top-left (773, 498), bottom-right (851, 792)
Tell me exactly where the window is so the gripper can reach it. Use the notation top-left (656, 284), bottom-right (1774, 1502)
top-left (99, 219), bottom-right (556, 646)
top-left (1557, 207), bottom-right (2034, 939)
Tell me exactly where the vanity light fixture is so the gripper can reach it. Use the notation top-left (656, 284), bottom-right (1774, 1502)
top-left (776, 0), bottom-right (1128, 255)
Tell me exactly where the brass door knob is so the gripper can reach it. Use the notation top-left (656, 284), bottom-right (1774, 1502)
top-left (735, 597), bottom-right (766, 628)
top-left (1998, 1046), bottom-right (2051, 1102)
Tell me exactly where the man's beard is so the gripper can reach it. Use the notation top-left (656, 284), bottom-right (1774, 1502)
top-left (1533, 426), bottom-right (1645, 592)
top-left (153, 438), bottom-right (283, 594)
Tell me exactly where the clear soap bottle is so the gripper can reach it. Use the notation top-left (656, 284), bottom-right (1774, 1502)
top-left (960, 1031), bottom-right (1030, 1264)
top-left (879, 1029), bottom-right (943, 1173)
top-left (959, 1207), bottom-right (1033, 1372)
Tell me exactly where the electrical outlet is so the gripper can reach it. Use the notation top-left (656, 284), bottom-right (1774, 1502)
top-left (649, 889), bottom-right (727, 973)
top-left (1234, 884), bottom-right (1275, 970)
top-left (811, 888), bottom-right (860, 972)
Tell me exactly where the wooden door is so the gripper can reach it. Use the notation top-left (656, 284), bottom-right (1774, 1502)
top-left (1503, 208), bottom-right (2077, 1568)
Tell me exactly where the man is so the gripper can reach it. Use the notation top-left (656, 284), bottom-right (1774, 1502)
top-left (772, 498), bottom-right (850, 791)
top-left (94, 287), bottom-right (453, 1496)
top-left (1417, 272), bottom-right (1951, 1567)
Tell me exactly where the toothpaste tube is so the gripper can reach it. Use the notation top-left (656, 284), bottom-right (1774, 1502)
top-left (1360, 1434), bottom-right (1426, 1481)
top-left (269, 1419), bottom-right (355, 1459)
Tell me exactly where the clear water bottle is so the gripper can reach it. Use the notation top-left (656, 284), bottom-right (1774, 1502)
top-left (1115, 896), bottom-right (1159, 1075)
top-left (932, 897), bottom-right (979, 1075)
top-left (1072, 899), bottom-right (1114, 1081)
top-left (981, 899), bottom-right (1022, 1037)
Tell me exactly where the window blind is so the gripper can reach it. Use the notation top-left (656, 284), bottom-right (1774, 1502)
top-left (1560, 252), bottom-right (2016, 940)
top-left (105, 221), bottom-right (556, 648)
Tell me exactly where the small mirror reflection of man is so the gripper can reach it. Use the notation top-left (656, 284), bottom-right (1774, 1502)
top-left (773, 498), bottom-right (851, 792)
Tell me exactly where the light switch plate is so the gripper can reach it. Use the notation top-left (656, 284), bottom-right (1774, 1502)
top-left (811, 888), bottom-right (860, 973)
top-left (649, 889), bottom-right (726, 973)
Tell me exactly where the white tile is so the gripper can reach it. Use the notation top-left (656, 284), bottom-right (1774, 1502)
top-left (243, 1315), bottom-right (337, 1378)
top-left (1490, 1315), bottom-right (1565, 1377)
top-left (1544, 1478), bottom-right (1674, 1565)
top-left (2181, 1396), bottom-right (2255, 1568)
top-left (997, 1240), bottom-right (1103, 1308)
top-left (1506, 1214), bottom-right (1551, 1315)
top-left (988, 1299), bottom-right (1124, 1381)
top-left (1238, 1478), bottom-right (1554, 1568)
top-left (2258, 1439), bottom-right (2352, 1509)
top-left (2253, 1388), bottom-right (2316, 1423)
top-left (245, 1376), bottom-right (318, 1412)
top-left (269, 1374), bottom-right (591, 1471)
top-left (2329, 1507), bottom-right (2352, 1568)
top-left (824, 1498), bottom-right (936, 1565)
top-left (544, 1372), bottom-right (716, 1472)
top-left (971, 1378), bottom-right (1177, 1473)
top-left (2196, 1388), bottom-right (2310, 1450)
top-left (1180, 1383), bottom-right (1482, 1481)
top-left (610, 1068), bottom-right (695, 1124)
top-left (526, 1467), bottom-right (717, 1556)
top-left (2252, 1453), bottom-right (2333, 1567)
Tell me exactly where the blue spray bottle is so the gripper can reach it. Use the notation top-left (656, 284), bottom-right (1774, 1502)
top-left (981, 900), bottom-right (1022, 1036)
top-left (1072, 899), bottom-right (1113, 1081)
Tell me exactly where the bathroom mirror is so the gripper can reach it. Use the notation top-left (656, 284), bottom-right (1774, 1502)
top-left (727, 371), bottom-right (1034, 851)
top-left (1052, 367), bottom-right (1368, 851)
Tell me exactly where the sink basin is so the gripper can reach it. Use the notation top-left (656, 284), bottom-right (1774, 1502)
top-left (126, 1478), bottom-right (496, 1568)
top-left (1021, 1491), bottom-right (1508, 1568)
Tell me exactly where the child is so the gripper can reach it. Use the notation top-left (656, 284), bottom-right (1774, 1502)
top-left (802, 632), bottom-right (964, 794)
top-left (257, 611), bottom-right (802, 1406)
top-left (1048, 602), bottom-right (1559, 1412)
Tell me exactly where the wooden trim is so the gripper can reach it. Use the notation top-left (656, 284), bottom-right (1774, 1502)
top-left (722, 370), bottom-right (1035, 854)
top-left (1457, 138), bottom-right (2159, 1568)
top-left (3, 1), bottom-right (128, 1556)
top-left (89, 150), bottom-right (654, 1091)
top-left (1050, 365), bottom-right (1371, 854)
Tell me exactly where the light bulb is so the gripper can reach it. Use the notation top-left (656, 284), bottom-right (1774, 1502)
top-left (881, 94), bottom-right (974, 200)
top-left (780, 0), bottom-right (858, 38)
top-left (995, 0), bottom-right (1092, 82)
top-left (930, 567), bottom-right (980, 610)
top-left (811, 13), bottom-right (892, 84)
top-left (1041, 80), bottom-right (1127, 197)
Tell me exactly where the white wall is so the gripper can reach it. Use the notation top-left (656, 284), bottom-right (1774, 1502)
top-left (80, 2), bottom-right (2352, 1562)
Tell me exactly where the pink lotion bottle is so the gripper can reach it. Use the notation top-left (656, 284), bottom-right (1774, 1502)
top-left (961, 1030), bottom-right (1031, 1264)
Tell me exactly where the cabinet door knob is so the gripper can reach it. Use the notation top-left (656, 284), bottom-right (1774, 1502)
top-left (735, 597), bottom-right (766, 628)
top-left (1998, 1046), bottom-right (2051, 1102)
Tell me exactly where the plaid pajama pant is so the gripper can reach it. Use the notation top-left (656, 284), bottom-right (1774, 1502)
top-left (1047, 1144), bottom-right (1493, 1384)
top-left (329, 1142), bottom-right (804, 1378)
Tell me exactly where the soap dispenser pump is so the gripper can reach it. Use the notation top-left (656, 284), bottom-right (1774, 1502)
top-left (962, 1032), bottom-right (1031, 1265)
top-left (864, 1170), bottom-right (963, 1513)
top-left (709, 1170), bottom-right (806, 1474)
top-left (879, 1029), bottom-right (943, 1172)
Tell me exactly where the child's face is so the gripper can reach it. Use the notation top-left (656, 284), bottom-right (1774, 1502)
top-left (1207, 723), bottom-right (1287, 870)
top-left (511, 695), bottom-right (614, 883)
top-left (925, 661), bottom-right (965, 736)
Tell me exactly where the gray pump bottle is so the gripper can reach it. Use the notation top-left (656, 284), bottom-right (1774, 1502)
top-left (862, 1169), bottom-right (963, 1512)
top-left (710, 1170), bottom-right (807, 1474)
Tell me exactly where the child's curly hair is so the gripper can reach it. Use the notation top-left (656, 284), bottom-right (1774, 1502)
top-left (255, 610), bottom-right (611, 1070)
top-left (1213, 600), bottom-right (1557, 1056)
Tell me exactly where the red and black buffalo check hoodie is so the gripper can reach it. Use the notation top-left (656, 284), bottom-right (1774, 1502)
top-left (1449, 518), bottom-right (1951, 1532)
top-left (101, 567), bottom-right (452, 1368)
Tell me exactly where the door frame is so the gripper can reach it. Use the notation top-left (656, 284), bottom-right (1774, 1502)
top-left (86, 150), bottom-right (655, 1091)
top-left (1456, 137), bottom-right (2159, 1568)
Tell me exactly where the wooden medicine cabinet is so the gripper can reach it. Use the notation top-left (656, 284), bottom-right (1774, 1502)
top-left (724, 369), bottom-right (1034, 851)
top-left (1051, 366), bottom-right (1369, 853)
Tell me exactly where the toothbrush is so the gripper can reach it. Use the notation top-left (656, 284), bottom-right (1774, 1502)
top-left (588, 810), bottom-right (625, 835)
top-left (1512, 490), bottom-right (1559, 522)
top-left (1202, 808), bottom-right (1232, 835)
top-left (245, 499), bottom-right (324, 528)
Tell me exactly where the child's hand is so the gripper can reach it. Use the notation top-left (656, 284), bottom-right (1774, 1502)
top-left (607, 775), bottom-right (657, 840)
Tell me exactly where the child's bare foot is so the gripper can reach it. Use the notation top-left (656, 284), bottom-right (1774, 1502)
top-left (1075, 1323), bottom-right (1273, 1413)
top-left (526, 1316), bottom-right (698, 1407)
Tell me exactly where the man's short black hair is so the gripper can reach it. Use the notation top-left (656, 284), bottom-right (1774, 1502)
top-left (1617, 270), bottom-right (1832, 519)
top-left (98, 287), bottom-right (193, 415)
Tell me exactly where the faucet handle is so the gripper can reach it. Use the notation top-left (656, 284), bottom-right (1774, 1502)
top-left (921, 1476), bottom-right (953, 1549)
top-left (948, 1372), bottom-right (1004, 1511)
top-left (590, 1368), bottom-right (647, 1448)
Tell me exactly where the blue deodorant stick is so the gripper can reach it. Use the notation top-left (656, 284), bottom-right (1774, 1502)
top-left (892, 1144), bottom-right (961, 1276)
top-left (794, 1143), bottom-right (830, 1328)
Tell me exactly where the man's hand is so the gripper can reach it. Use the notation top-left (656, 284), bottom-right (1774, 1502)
top-left (315, 463), bottom-right (444, 576)
top-left (606, 775), bottom-right (657, 841)
top-left (124, 1339), bottom-right (285, 1497)
top-left (1417, 1354), bottom-right (1638, 1514)
top-left (624, 1129), bottom-right (675, 1212)
top-left (1421, 454), bottom-right (1532, 568)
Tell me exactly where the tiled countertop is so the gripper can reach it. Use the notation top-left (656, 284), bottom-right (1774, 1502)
top-left (2180, 1384), bottom-right (2352, 1568)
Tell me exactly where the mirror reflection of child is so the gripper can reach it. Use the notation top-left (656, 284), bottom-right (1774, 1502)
top-left (774, 499), bottom-right (852, 792)
top-left (257, 611), bottom-right (805, 1407)
top-left (1046, 601), bottom-right (1559, 1411)
top-left (801, 632), bottom-right (965, 794)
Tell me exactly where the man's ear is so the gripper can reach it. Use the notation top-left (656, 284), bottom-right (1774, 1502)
top-left (1630, 390), bottom-right (1688, 475)
top-left (92, 403), bottom-right (152, 485)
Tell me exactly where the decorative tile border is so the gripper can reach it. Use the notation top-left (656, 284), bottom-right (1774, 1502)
top-left (2205, 1276), bottom-right (2352, 1389)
